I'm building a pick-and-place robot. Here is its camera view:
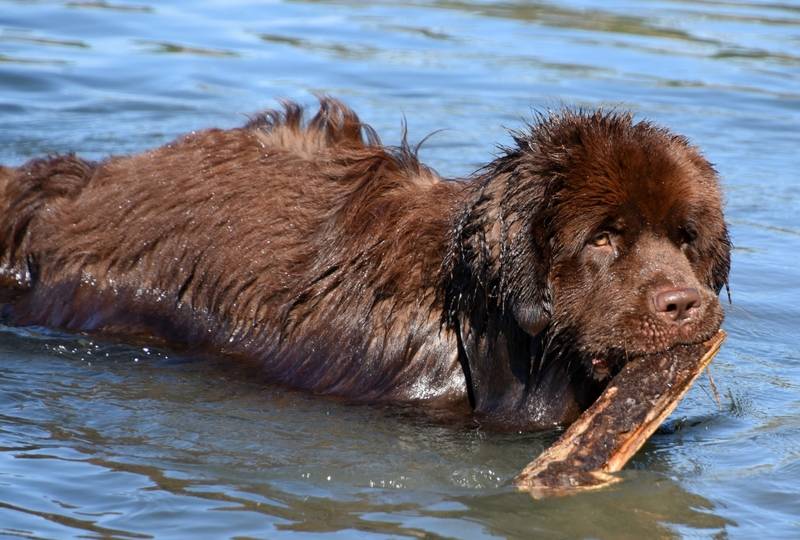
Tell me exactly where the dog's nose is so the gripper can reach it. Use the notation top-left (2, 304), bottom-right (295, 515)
top-left (651, 287), bottom-right (701, 323)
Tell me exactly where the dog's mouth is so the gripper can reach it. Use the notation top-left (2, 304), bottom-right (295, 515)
top-left (589, 356), bottom-right (614, 380)
top-left (585, 327), bottom-right (722, 382)
top-left (586, 353), bottom-right (625, 382)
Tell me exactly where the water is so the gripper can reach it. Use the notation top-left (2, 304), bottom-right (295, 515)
top-left (0, 0), bottom-right (798, 537)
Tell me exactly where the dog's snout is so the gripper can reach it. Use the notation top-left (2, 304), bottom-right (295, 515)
top-left (651, 287), bottom-right (701, 323)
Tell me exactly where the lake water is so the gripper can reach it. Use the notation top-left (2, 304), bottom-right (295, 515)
top-left (0, 0), bottom-right (798, 538)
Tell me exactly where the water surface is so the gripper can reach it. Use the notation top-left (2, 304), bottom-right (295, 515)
top-left (0, 0), bottom-right (798, 538)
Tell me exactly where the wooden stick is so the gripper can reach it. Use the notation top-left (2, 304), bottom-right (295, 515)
top-left (515, 330), bottom-right (726, 498)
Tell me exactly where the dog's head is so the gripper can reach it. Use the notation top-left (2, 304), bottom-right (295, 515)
top-left (496, 110), bottom-right (730, 380)
top-left (441, 110), bottom-right (729, 425)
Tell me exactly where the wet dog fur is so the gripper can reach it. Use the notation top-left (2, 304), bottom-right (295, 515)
top-left (0, 98), bottom-right (730, 429)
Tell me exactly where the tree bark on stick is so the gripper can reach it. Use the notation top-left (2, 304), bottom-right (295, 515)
top-left (515, 330), bottom-right (726, 497)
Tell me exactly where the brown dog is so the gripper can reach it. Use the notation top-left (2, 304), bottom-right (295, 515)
top-left (0, 98), bottom-right (730, 429)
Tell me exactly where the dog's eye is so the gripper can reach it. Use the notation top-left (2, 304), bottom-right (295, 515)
top-left (591, 232), bottom-right (611, 247)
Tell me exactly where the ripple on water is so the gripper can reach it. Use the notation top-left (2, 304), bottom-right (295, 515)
top-left (1, 0), bottom-right (799, 537)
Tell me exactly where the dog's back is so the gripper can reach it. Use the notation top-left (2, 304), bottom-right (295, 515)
top-left (0, 100), bottom-right (469, 402)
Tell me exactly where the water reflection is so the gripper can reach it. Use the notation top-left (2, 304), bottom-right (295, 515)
top-left (0, 325), bottom-right (734, 537)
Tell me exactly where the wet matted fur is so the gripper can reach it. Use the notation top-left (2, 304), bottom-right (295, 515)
top-left (0, 98), bottom-right (730, 429)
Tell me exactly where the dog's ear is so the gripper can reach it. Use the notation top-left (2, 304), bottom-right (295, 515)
top-left (677, 145), bottom-right (730, 296)
top-left (500, 209), bottom-right (553, 338)
top-left (507, 252), bottom-right (551, 337)
top-left (512, 300), bottom-right (549, 337)
top-left (709, 222), bottom-right (731, 295)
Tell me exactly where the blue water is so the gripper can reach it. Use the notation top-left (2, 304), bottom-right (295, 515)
top-left (0, 0), bottom-right (798, 538)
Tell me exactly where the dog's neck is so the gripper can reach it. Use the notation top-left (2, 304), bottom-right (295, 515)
top-left (439, 171), bottom-right (599, 429)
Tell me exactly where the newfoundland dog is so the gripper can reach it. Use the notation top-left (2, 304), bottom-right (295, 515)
top-left (0, 98), bottom-right (730, 429)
